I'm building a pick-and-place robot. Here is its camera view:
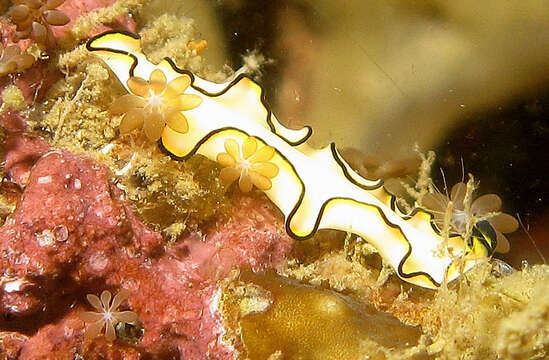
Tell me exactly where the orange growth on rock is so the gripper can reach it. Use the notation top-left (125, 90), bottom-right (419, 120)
top-left (188, 40), bottom-right (208, 54)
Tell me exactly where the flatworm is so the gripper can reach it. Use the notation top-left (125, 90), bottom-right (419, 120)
top-left (87, 31), bottom-right (497, 289)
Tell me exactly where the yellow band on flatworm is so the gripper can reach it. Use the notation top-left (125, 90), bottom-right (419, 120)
top-left (87, 31), bottom-right (494, 289)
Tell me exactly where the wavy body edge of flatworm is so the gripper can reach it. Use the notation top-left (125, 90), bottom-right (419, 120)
top-left (87, 31), bottom-right (496, 289)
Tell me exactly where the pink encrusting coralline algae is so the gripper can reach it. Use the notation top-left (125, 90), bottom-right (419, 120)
top-left (0, 124), bottom-right (294, 358)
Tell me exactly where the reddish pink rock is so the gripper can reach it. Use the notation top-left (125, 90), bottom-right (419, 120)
top-left (17, 308), bottom-right (142, 360)
top-left (0, 147), bottom-right (294, 358)
top-left (1, 149), bottom-right (163, 276)
top-left (15, 309), bottom-right (87, 360)
top-left (207, 194), bottom-right (292, 272)
top-left (4, 133), bottom-right (51, 187)
top-left (55, 0), bottom-right (137, 38)
top-left (0, 111), bottom-right (26, 133)
top-left (0, 149), bottom-right (162, 317)
top-left (0, 62), bottom-right (61, 109)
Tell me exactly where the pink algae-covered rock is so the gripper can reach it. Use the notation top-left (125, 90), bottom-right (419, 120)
top-left (0, 143), bottom-right (294, 358)
top-left (207, 194), bottom-right (293, 272)
top-left (16, 308), bottom-right (142, 360)
top-left (4, 133), bottom-right (51, 186)
top-left (114, 194), bottom-right (293, 359)
top-left (0, 149), bottom-right (163, 316)
top-left (54, 0), bottom-right (137, 38)
top-left (2, 147), bottom-right (151, 279)
top-left (0, 110), bottom-right (27, 134)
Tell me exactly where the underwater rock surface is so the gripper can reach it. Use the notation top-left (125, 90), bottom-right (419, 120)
top-left (0, 129), bottom-right (294, 357)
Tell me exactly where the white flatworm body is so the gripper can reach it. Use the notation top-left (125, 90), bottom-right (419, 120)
top-left (87, 31), bottom-right (496, 289)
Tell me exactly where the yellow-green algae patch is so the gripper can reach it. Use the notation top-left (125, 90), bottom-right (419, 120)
top-left (0, 85), bottom-right (27, 114)
top-left (221, 270), bottom-right (425, 360)
top-left (0, 191), bottom-right (17, 226)
top-left (138, 14), bottom-right (231, 82)
top-left (119, 147), bottom-right (229, 235)
top-left (424, 262), bottom-right (549, 359)
top-left (29, 60), bottom-right (120, 151)
top-left (0, 126), bottom-right (17, 225)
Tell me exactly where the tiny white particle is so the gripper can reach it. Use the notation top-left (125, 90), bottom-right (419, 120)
top-left (73, 179), bottom-right (82, 189)
top-left (115, 153), bottom-right (137, 176)
top-left (3, 278), bottom-right (25, 292)
top-left (36, 229), bottom-right (55, 247)
top-left (37, 175), bottom-right (53, 184)
top-left (101, 143), bottom-right (115, 154)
